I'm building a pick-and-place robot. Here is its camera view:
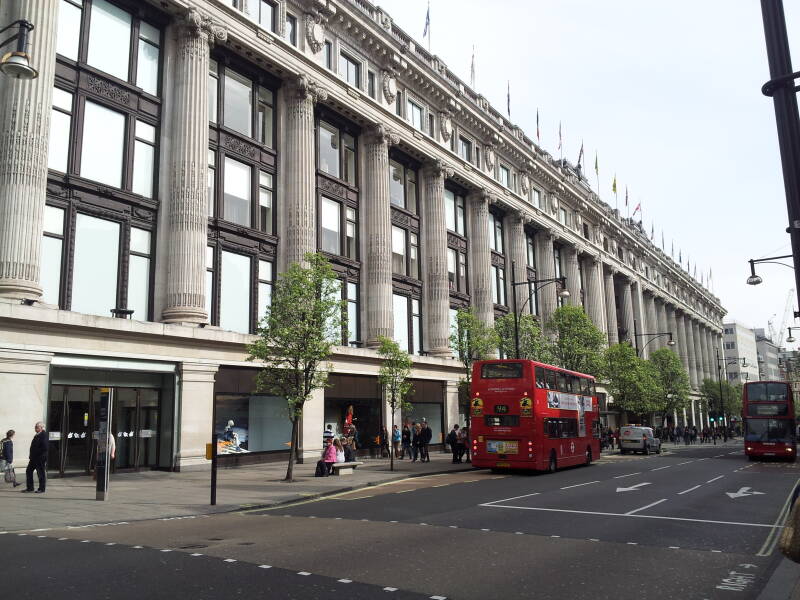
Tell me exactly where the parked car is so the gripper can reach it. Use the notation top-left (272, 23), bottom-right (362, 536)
top-left (619, 426), bottom-right (661, 455)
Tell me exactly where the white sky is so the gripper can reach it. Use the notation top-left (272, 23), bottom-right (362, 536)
top-left (381, 0), bottom-right (800, 348)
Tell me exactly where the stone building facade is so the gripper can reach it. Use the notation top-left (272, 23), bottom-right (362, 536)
top-left (0, 0), bottom-right (726, 473)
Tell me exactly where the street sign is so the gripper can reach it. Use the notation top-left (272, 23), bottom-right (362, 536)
top-left (616, 482), bottom-right (652, 492)
top-left (726, 487), bottom-right (765, 499)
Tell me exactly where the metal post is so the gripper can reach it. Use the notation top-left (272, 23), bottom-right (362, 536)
top-left (210, 433), bottom-right (218, 506)
top-left (761, 0), bottom-right (800, 317)
top-left (512, 260), bottom-right (520, 359)
top-left (633, 319), bottom-right (640, 356)
top-left (95, 388), bottom-right (114, 501)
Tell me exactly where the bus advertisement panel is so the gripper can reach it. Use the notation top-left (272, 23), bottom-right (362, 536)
top-left (470, 359), bottom-right (600, 472)
top-left (742, 380), bottom-right (796, 461)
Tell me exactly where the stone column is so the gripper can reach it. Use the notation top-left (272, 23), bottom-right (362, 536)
top-left (0, 0), bottom-right (59, 300)
top-left (697, 323), bottom-right (710, 382)
top-left (644, 293), bottom-right (658, 351)
top-left (535, 229), bottom-right (558, 325)
top-left (362, 124), bottom-right (398, 348)
top-left (631, 281), bottom-right (646, 355)
top-left (0, 349), bottom-right (53, 455)
top-left (706, 329), bottom-right (717, 382)
top-left (618, 277), bottom-right (635, 345)
top-left (162, 10), bottom-right (226, 323)
top-left (583, 255), bottom-right (606, 333)
top-left (422, 160), bottom-right (453, 357)
top-left (283, 74), bottom-right (327, 269)
top-left (564, 245), bottom-right (582, 308)
top-left (177, 361), bottom-right (219, 468)
top-left (656, 299), bottom-right (669, 347)
top-left (684, 316), bottom-right (699, 389)
top-left (507, 212), bottom-right (529, 320)
top-left (603, 267), bottom-right (619, 345)
top-left (674, 309), bottom-right (692, 377)
top-left (468, 190), bottom-right (493, 326)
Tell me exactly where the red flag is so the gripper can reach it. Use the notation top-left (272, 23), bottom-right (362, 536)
top-left (632, 202), bottom-right (641, 217)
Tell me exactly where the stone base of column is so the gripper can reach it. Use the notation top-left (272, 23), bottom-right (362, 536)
top-left (0, 279), bottom-right (42, 301)
top-left (429, 346), bottom-right (451, 358)
top-left (162, 306), bottom-right (208, 324)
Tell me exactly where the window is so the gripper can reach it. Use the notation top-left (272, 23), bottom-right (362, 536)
top-left (526, 234), bottom-right (536, 267)
top-left (583, 223), bottom-right (590, 239)
top-left (136, 22), bottom-right (160, 95)
top-left (223, 157), bottom-right (252, 227)
top-left (224, 70), bottom-right (252, 137)
top-left (132, 120), bottom-right (156, 198)
top-left (447, 248), bottom-right (468, 293)
top-left (544, 418), bottom-right (578, 438)
top-left (428, 114), bottom-right (435, 138)
top-left (321, 197), bottom-right (341, 255)
top-left (41, 206), bottom-right (65, 306)
top-left (220, 250), bottom-right (251, 334)
top-left (318, 120), bottom-right (356, 185)
top-left (71, 214), bottom-right (120, 317)
top-left (257, 87), bottom-right (274, 148)
top-left (208, 149), bottom-right (216, 216)
top-left (256, 259), bottom-right (273, 323)
top-left (339, 52), bottom-right (361, 88)
top-left (209, 60), bottom-right (219, 122)
top-left (558, 207), bottom-right (568, 226)
top-left (368, 71), bottom-right (376, 99)
top-left (286, 14), bottom-right (297, 46)
top-left (81, 100), bottom-right (126, 188)
top-left (531, 189), bottom-right (541, 209)
top-left (256, 0), bottom-right (275, 31)
top-left (412, 299), bottom-right (421, 355)
top-left (393, 294), bottom-right (421, 354)
top-left (445, 189), bottom-right (465, 235)
top-left (346, 282), bottom-right (359, 344)
top-left (206, 245), bottom-right (214, 320)
top-left (324, 41), bottom-right (333, 69)
top-left (499, 165), bottom-right (510, 188)
top-left (346, 207), bottom-right (357, 258)
top-left (458, 137), bottom-right (472, 162)
top-left (489, 212), bottom-right (504, 253)
top-left (128, 228), bottom-right (151, 320)
top-left (447, 249), bottom-right (457, 290)
top-left (392, 226), bottom-right (407, 276)
top-left (407, 99), bottom-right (424, 131)
top-left (48, 88), bottom-right (73, 173)
top-left (389, 160), bottom-right (417, 213)
top-left (724, 342), bottom-right (736, 350)
top-left (258, 171), bottom-right (274, 234)
top-left (492, 265), bottom-right (506, 305)
top-left (481, 362), bottom-right (523, 379)
top-left (57, 0), bottom-right (82, 60)
top-left (87, 0), bottom-right (131, 81)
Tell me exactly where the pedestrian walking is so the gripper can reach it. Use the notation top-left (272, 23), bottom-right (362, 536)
top-left (412, 423), bottom-right (422, 462)
top-left (447, 425), bottom-right (460, 463)
top-left (419, 420), bottom-right (432, 462)
top-left (1, 430), bottom-right (20, 487)
top-left (380, 425), bottom-right (391, 458)
top-left (392, 424), bottom-right (401, 458)
top-left (401, 424), bottom-right (411, 459)
top-left (23, 422), bottom-right (48, 494)
top-left (462, 423), bottom-right (471, 463)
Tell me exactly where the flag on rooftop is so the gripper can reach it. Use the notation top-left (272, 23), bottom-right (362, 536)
top-left (470, 45), bottom-right (475, 88)
top-left (632, 202), bottom-right (641, 217)
top-left (506, 81), bottom-right (511, 118)
top-left (577, 140), bottom-right (584, 170)
top-left (558, 121), bottom-right (562, 151)
top-left (594, 152), bottom-right (598, 176)
top-left (650, 223), bottom-right (654, 240)
top-left (423, 2), bottom-right (430, 38)
top-left (536, 109), bottom-right (540, 142)
top-left (625, 186), bottom-right (629, 207)
top-left (612, 174), bottom-right (617, 195)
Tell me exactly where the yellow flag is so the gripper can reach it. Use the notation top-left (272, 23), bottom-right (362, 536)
top-left (612, 174), bottom-right (617, 194)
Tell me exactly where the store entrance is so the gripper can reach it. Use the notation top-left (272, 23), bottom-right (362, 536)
top-left (48, 386), bottom-right (162, 475)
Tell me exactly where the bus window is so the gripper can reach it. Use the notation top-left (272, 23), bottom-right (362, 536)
top-left (557, 371), bottom-right (567, 392)
top-left (768, 383), bottom-right (789, 402)
top-left (545, 418), bottom-right (578, 438)
top-left (546, 369), bottom-right (557, 390)
top-left (535, 367), bottom-right (546, 388)
top-left (481, 362), bottom-right (523, 379)
top-left (747, 383), bottom-right (767, 402)
top-left (582, 378), bottom-right (591, 395)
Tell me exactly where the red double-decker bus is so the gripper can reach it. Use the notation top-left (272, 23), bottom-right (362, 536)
top-left (470, 359), bottom-right (601, 472)
top-left (742, 380), bottom-right (796, 461)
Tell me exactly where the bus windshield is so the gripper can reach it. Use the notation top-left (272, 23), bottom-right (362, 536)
top-left (745, 419), bottom-right (794, 443)
top-left (747, 382), bottom-right (790, 402)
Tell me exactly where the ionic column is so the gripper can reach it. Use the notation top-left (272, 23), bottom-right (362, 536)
top-left (583, 255), bottom-right (606, 333)
top-left (619, 277), bottom-right (635, 345)
top-left (363, 125), bottom-right (398, 348)
top-left (535, 229), bottom-right (558, 325)
top-left (697, 323), bottom-right (710, 382)
top-left (422, 160), bottom-right (454, 357)
top-left (603, 267), bottom-right (619, 345)
top-left (644, 293), bottom-right (658, 351)
top-left (0, 0), bottom-right (59, 299)
top-left (564, 245), bottom-right (582, 308)
top-left (685, 316), bottom-right (699, 389)
top-left (283, 75), bottom-right (327, 269)
top-left (507, 212), bottom-right (529, 320)
top-left (162, 10), bottom-right (227, 323)
top-left (467, 189), bottom-right (493, 326)
top-left (706, 329), bottom-right (716, 382)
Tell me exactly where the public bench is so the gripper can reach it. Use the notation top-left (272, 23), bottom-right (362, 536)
top-left (330, 461), bottom-right (364, 475)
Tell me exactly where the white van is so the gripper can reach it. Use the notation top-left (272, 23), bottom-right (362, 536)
top-left (619, 426), bottom-right (661, 455)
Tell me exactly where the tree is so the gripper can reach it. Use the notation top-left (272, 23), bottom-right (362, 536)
top-left (648, 347), bottom-right (691, 425)
top-left (495, 312), bottom-right (554, 363)
top-left (546, 305), bottom-right (606, 375)
top-left (247, 253), bottom-right (342, 482)
top-left (377, 336), bottom-right (413, 472)
top-left (700, 377), bottom-right (741, 423)
top-left (722, 382), bottom-right (743, 421)
top-left (450, 308), bottom-right (499, 415)
top-left (604, 343), bottom-right (659, 421)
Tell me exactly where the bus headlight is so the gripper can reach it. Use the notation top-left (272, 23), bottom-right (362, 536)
top-left (788, 447), bottom-right (794, 452)
top-left (747, 447), bottom-right (753, 451)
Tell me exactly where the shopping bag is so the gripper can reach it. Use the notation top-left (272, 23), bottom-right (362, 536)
top-left (4, 465), bottom-right (14, 483)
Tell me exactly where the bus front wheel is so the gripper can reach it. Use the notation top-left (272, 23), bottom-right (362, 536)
top-left (585, 448), bottom-right (592, 466)
top-left (547, 453), bottom-right (557, 473)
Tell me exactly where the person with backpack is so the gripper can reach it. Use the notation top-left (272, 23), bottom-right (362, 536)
top-left (447, 425), bottom-right (459, 463)
top-left (1, 430), bottom-right (20, 487)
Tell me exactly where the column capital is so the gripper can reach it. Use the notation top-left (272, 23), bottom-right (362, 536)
top-left (467, 187), bottom-right (490, 204)
top-left (365, 123), bottom-right (399, 147)
top-left (179, 7), bottom-right (228, 44)
top-left (287, 73), bottom-right (329, 104)
top-left (423, 158), bottom-right (454, 180)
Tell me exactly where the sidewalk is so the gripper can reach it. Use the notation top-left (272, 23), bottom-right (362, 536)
top-left (0, 452), bottom-right (473, 532)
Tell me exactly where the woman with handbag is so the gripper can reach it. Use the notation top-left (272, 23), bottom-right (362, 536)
top-left (1, 430), bottom-right (21, 487)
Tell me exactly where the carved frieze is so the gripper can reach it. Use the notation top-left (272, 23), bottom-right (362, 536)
top-left (439, 111), bottom-right (452, 143)
top-left (484, 144), bottom-right (496, 172)
top-left (447, 232), bottom-right (467, 251)
top-left (87, 75), bottom-right (130, 105)
top-left (222, 134), bottom-right (258, 159)
top-left (305, 12), bottom-right (325, 54)
top-left (318, 176), bottom-right (348, 199)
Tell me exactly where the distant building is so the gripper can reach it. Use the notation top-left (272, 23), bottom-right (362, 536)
top-left (722, 321), bottom-right (760, 383)
top-left (754, 328), bottom-right (781, 381)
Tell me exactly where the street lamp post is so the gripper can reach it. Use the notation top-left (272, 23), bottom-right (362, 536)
top-left (0, 20), bottom-right (38, 79)
top-left (714, 347), bottom-right (747, 443)
top-left (631, 319), bottom-right (676, 357)
top-left (510, 260), bottom-right (569, 359)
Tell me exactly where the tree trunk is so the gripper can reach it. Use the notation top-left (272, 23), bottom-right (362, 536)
top-left (285, 418), bottom-right (298, 482)
top-left (390, 391), bottom-right (395, 472)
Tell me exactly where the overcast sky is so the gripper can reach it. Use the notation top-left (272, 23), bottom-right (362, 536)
top-left (382, 0), bottom-right (800, 349)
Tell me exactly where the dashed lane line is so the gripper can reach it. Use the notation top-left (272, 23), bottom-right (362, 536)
top-left (560, 481), bottom-right (600, 490)
top-left (707, 475), bottom-right (725, 483)
top-left (482, 491), bottom-right (540, 505)
top-left (651, 465), bottom-right (672, 471)
top-left (678, 485), bottom-right (702, 495)
top-left (613, 472), bottom-right (641, 479)
top-left (625, 498), bottom-right (668, 515)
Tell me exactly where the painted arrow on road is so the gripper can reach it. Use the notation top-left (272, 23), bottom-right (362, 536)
top-left (739, 564), bottom-right (757, 569)
top-left (726, 487), bottom-right (766, 499)
top-left (616, 482), bottom-right (652, 492)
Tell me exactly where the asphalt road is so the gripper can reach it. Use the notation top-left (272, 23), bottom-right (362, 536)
top-left (5, 442), bottom-right (797, 600)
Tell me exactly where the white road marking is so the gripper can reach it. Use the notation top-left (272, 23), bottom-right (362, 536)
top-left (449, 525), bottom-right (458, 528)
top-left (37, 535), bottom-right (46, 538)
top-left (190, 553), bottom-right (202, 556)
top-left (133, 546), bottom-right (143, 549)
top-left (384, 587), bottom-right (398, 592)
top-left (433, 484), bottom-right (449, 488)
top-left (105, 542), bottom-right (116, 546)
top-left (550, 535), bottom-right (561, 538)
top-left (482, 491), bottom-right (540, 505)
top-left (160, 549), bottom-right (172, 553)
top-left (420, 523), bottom-right (428, 526)
top-left (758, 480), bottom-right (799, 556)
top-left (515, 531), bottom-right (524, 535)
top-left (625, 498), bottom-right (668, 515)
top-left (711, 550), bottom-right (722, 553)
top-left (614, 472), bottom-right (641, 479)
top-left (431, 596), bottom-right (448, 599)
top-left (561, 480), bottom-right (600, 490)
top-left (627, 542), bottom-right (638, 545)
top-left (395, 490), bottom-right (413, 494)
top-left (669, 546), bottom-right (680, 549)
top-left (80, 540), bottom-right (90, 543)
top-left (617, 482), bottom-right (652, 493)
top-left (481, 528), bottom-right (490, 532)
top-left (308, 516), bottom-right (316, 519)
top-left (714, 455), bottom-right (726, 458)
top-left (480, 503), bottom-right (779, 527)
top-left (224, 559), bottom-right (237, 563)
top-left (589, 538), bottom-right (599, 542)
top-left (17, 533), bottom-right (26, 536)
top-left (338, 579), bottom-right (352, 583)
top-left (335, 517), bottom-right (342, 520)
top-left (361, 519), bottom-right (369, 522)
top-left (678, 485), bottom-right (702, 495)
top-left (258, 564), bottom-right (272, 569)
top-left (727, 487), bottom-right (766, 499)
top-left (651, 465), bottom-right (672, 471)
top-left (389, 520), bottom-right (398, 523)
top-left (58, 538), bottom-right (68, 541)
top-left (707, 476), bottom-right (725, 483)
top-left (677, 461), bottom-right (694, 465)
top-left (298, 572), bottom-right (311, 576)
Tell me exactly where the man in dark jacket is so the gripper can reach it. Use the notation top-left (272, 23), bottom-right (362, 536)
top-left (419, 421), bottom-right (433, 463)
top-left (23, 422), bottom-right (48, 493)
